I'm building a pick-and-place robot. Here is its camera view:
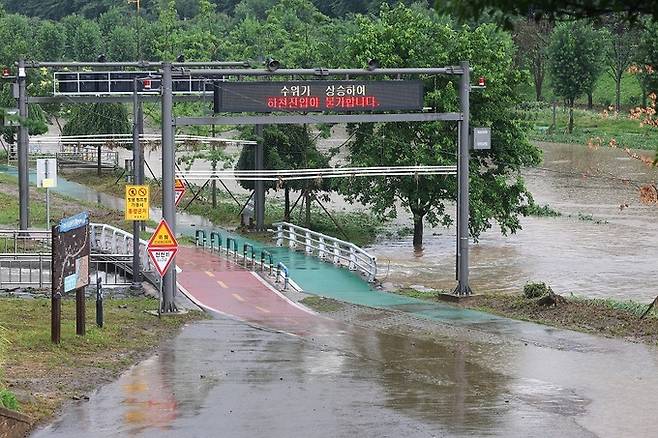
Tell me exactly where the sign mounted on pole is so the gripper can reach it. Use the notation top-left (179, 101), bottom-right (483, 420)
top-left (174, 178), bottom-right (186, 207)
top-left (213, 80), bottom-right (424, 113)
top-left (51, 211), bottom-right (90, 343)
top-left (125, 184), bottom-right (150, 220)
top-left (147, 219), bottom-right (178, 277)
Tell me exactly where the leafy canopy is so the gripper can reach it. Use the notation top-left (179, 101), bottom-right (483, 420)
top-left (340, 4), bottom-right (541, 241)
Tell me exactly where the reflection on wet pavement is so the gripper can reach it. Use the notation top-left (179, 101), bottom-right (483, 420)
top-left (369, 142), bottom-right (658, 302)
top-left (31, 314), bottom-right (658, 438)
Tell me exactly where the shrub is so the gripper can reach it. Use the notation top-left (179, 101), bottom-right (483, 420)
top-left (0, 389), bottom-right (18, 411)
top-left (523, 282), bottom-right (552, 299)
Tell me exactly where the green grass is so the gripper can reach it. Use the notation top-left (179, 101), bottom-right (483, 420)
top-left (394, 287), bottom-right (441, 300)
top-left (526, 106), bottom-right (658, 151)
top-left (526, 203), bottom-right (562, 217)
top-left (521, 71), bottom-right (644, 108)
top-left (0, 297), bottom-right (204, 420)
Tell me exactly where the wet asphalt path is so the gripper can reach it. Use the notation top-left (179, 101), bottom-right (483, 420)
top-left (30, 247), bottom-right (658, 437)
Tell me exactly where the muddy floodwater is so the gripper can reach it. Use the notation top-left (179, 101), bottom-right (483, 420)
top-left (369, 142), bottom-right (658, 302)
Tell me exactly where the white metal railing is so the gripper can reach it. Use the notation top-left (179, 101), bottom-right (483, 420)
top-left (273, 222), bottom-right (377, 282)
top-left (0, 223), bottom-right (151, 288)
top-left (89, 223), bottom-right (152, 275)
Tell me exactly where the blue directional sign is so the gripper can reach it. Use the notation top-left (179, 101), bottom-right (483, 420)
top-left (58, 211), bottom-right (89, 233)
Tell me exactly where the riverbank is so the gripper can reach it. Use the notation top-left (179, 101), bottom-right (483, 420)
top-left (62, 169), bottom-right (383, 247)
top-left (0, 297), bottom-right (204, 428)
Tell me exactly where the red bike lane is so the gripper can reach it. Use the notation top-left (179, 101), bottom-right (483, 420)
top-left (175, 246), bottom-right (336, 336)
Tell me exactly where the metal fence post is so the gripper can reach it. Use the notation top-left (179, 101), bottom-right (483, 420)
top-left (305, 231), bottom-right (312, 255)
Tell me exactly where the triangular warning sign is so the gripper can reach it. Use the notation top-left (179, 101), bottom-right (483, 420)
top-left (148, 219), bottom-right (178, 248)
top-left (174, 178), bottom-right (186, 207)
top-left (174, 189), bottom-right (185, 206)
top-left (147, 247), bottom-right (178, 277)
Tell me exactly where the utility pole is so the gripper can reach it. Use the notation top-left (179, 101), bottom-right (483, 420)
top-left (455, 61), bottom-right (471, 295)
top-left (160, 62), bottom-right (177, 312)
top-left (17, 58), bottom-right (29, 230)
top-left (254, 124), bottom-right (265, 230)
top-left (131, 78), bottom-right (142, 289)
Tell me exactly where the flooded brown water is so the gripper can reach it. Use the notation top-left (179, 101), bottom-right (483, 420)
top-left (369, 142), bottom-right (658, 302)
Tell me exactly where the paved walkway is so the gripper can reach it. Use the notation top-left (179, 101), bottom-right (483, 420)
top-left (175, 246), bottom-right (338, 337)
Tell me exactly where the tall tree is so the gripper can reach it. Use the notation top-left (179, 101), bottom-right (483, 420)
top-left (548, 21), bottom-right (606, 132)
top-left (513, 18), bottom-right (552, 101)
top-left (63, 103), bottom-right (131, 175)
top-left (340, 5), bottom-right (541, 248)
top-left (436, 0), bottom-right (658, 24)
top-left (602, 15), bottom-right (640, 111)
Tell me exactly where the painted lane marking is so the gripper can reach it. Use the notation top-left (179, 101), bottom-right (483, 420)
top-left (232, 293), bottom-right (245, 302)
top-left (217, 280), bottom-right (229, 289)
top-left (205, 271), bottom-right (215, 278)
top-left (255, 306), bottom-right (271, 314)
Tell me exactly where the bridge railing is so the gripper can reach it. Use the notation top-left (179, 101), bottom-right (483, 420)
top-left (273, 222), bottom-right (377, 282)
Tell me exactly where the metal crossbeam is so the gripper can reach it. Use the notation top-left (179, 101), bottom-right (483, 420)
top-left (176, 112), bottom-right (462, 126)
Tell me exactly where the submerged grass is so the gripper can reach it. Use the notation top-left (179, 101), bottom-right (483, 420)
top-left (387, 286), bottom-right (658, 344)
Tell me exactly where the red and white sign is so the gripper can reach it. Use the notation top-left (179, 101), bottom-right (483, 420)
top-left (174, 179), bottom-right (186, 207)
top-left (147, 219), bottom-right (178, 277)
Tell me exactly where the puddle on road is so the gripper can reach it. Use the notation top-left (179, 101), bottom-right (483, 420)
top-left (33, 315), bottom-right (658, 438)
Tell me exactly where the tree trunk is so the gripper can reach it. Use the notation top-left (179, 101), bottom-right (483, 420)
top-left (412, 214), bottom-right (423, 249)
top-left (305, 190), bottom-right (311, 228)
top-left (211, 180), bottom-right (217, 208)
top-left (615, 75), bottom-right (621, 112)
top-left (284, 186), bottom-right (290, 222)
top-left (587, 91), bottom-right (593, 110)
top-left (568, 102), bottom-right (574, 134)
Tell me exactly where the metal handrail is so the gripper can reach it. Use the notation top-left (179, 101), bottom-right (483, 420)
top-left (195, 229), bottom-right (207, 246)
top-left (273, 222), bottom-right (377, 282)
top-left (276, 262), bottom-right (289, 290)
top-left (210, 231), bottom-right (222, 251)
top-left (226, 237), bottom-right (238, 260)
top-left (242, 243), bottom-right (255, 268)
top-left (260, 250), bottom-right (273, 275)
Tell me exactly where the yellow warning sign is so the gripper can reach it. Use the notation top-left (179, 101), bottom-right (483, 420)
top-left (125, 185), bottom-right (150, 221)
top-left (175, 178), bottom-right (185, 189)
top-left (148, 219), bottom-right (178, 248)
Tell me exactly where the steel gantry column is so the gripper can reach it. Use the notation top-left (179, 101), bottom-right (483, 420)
top-left (254, 125), bottom-right (265, 230)
top-left (17, 58), bottom-right (29, 230)
top-left (131, 78), bottom-right (142, 289)
top-left (161, 62), bottom-right (177, 312)
top-left (455, 61), bottom-right (471, 295)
